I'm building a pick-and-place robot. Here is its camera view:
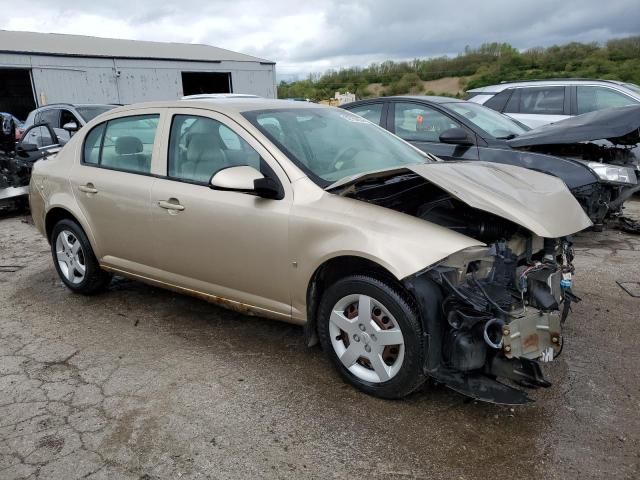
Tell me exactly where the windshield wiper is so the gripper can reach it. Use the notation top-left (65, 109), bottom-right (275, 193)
top-left (496, 134), bottom-right (518, 140)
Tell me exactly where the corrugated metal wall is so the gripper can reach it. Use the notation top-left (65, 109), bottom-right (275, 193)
top-left (0, 52), bottom-right (276, 106)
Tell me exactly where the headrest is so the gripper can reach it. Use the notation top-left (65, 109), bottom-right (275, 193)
top-left (115, 136), bottom-right (143, 155)
top-left (187, 133), bottom-right (222, 162)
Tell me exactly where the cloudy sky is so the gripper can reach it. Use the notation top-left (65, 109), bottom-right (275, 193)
top-left (1, 0), bottom-right (638, 80)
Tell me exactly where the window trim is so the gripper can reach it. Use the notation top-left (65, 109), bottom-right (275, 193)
top-left (80, 113), bottom-right (160, 177)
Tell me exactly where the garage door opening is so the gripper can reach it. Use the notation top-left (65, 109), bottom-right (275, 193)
top-left (181, 72), bottom-right (232, 96)
top-left (0, 69), bottom-right (36, 121)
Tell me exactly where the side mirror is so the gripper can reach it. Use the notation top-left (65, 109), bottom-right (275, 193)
top-left (210, 165), bottom-right (283, 199)
top-left (17, 142), bottom-right (38, 153)
top-left (62, 121), bottom-right (78, 132)
top-left (439, 127), bottom-right (474, 146)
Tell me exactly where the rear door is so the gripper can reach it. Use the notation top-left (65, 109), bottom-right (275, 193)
top-left (71, 111), bottom-right (164, 272)
top-left (389, 101), bottom-right (479, 161)
top-left (504, 86), bottom-right (570, 128)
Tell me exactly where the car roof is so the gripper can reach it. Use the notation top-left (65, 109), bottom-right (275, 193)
top-left (107, 98), bottom-right (328, 115)
top-left (36, 103), bottom-right (120, 110)
top-left (467, 78), bottom-right (632, 93)
top-left (342, 96), bottom-right (465, 108)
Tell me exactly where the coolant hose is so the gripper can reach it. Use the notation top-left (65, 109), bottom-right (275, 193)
top-left (484, 318), bottom-right (505, 349)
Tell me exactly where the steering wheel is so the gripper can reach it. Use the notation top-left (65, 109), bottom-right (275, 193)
top-left (329, 146), bottom-right (359, 171)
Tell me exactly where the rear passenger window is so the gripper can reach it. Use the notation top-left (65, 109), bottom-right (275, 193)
top-left (168, 115), bottom-right (260, 184)
top-left (83, 124), bottom-right (105, 165)
top-left (577, 86), bottom-right (637, 114)
top-left (518, 87), bottom-right (565, 115)
top-left (81, 115), bottom-right (158, 173)
top-left (348, 103), bottom-right (384, 125)
top-left (100, 115), bottom-right (158, 174)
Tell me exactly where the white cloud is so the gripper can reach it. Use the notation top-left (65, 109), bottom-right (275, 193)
top-left (1, 0), bottom-right (638, 76)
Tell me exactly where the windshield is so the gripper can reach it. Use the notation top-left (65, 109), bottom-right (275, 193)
top-left (243, 108), bottom-right (430, 186)
top-left (447, 102), bottom-right (529, 139)
top-left (76, 106), bottom-right (117, 122)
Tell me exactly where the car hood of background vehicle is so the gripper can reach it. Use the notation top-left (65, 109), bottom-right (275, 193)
top-left (332, 162), bottom-right (592, 238)
top-left (507, 104), bottom-right (640, 147)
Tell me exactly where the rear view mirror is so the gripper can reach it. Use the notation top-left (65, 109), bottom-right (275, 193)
top-left (439, 127), bottom-right (474, 146)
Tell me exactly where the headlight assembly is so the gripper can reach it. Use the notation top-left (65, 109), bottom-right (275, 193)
top-left (586, 162), bottom-right (637, 185)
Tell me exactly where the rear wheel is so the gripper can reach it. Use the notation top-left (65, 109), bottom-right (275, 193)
top-left (318, 275), bottom-right (426, 399)
top-left (51, 219), bottom-right (112, 294)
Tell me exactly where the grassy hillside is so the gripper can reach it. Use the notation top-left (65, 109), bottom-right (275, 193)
top-left (278, 36), bottom-right (640, 101)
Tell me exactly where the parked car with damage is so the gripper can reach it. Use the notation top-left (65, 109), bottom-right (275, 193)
top-left (1, 118), bottom-right (66, 209)
top-left (1, 103), bottom-right (118, 209)
top-left (29, 99), bottom-right (591, 404)
top-left (342, 97), bottom-right (640, 228)
top-left (466, 79), bottom-right (640, 128)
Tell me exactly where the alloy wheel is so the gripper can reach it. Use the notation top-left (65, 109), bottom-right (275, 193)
top-left (55, 230), bottom-right (86, 284)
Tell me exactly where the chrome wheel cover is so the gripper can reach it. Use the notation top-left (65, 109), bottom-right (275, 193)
top-left (329, 294), bottom-right (405, 383)
top-left (55, 230), bottom-right (86, 284)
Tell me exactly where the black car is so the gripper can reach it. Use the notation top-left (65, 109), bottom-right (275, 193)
top-left (342, 97), bottom-right (640, 227)
top-left (1, 115), bottom-right (65, 209)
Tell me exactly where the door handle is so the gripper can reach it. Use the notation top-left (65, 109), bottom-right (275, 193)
top-left (158, 199), bottom-right (185, 211)
top-left (78, 183), bottom-right (98, 194)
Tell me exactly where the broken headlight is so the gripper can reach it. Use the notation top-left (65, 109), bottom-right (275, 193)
top-left (586, 161), bottom-right (637, 185)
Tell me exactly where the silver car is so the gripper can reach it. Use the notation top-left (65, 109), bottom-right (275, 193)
top-left (467, 79), bottom-right (640, 128)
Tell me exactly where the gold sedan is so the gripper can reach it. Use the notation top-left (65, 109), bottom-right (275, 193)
top-left (29, 99), bottom-right (591, 403)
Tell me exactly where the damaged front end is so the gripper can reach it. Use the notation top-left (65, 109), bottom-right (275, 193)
top-left (333, 162), bottom-right (591, 404)
top-left (406, 236), bottom-right (578, 404)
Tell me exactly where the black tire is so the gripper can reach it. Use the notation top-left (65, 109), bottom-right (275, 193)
top-left (318, 275), bottom-right (426, 399)
top-left (50, 219), bottom-right (112, 295)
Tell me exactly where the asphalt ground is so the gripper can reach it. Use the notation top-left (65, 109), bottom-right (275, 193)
top-left (1, 201), bottom-right (639, 479)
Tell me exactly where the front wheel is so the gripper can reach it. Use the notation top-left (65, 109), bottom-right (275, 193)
top-left (50, 219), bottom-right (112, 295)
top-left (318, 275), bottom-right (426, 399)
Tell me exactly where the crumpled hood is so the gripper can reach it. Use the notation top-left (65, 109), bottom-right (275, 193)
top-left (332, 161), bottom-right (592, 238)
top-left (408, 162), bottom-right (592, 237)
top-left (508, 104), bottom-right (640, 148)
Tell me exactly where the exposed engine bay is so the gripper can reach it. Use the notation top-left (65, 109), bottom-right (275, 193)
top-left (342, 172), bottom-right (580, 404)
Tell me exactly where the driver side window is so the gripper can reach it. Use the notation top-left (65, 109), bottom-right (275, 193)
top-left (168, 115), bottom-right (260, 184)
top-left (393, 103), bottom-right (462, 142)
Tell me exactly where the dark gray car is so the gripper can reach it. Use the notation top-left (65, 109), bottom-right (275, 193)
top-left (342, 96), bottom-right (640, 228)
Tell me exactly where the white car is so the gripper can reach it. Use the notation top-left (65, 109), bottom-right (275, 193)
top-left (467, 79), bottom-right (640, 128)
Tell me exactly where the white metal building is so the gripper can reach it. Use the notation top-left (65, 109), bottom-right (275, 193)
top-left (0, 30), bottom-right (276, 119)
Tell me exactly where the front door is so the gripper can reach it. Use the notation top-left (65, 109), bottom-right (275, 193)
top-left (71, 113), bottom-right (162, 272)
top-left (150, 110), bottom-right (292, 317)
top-left (389, 101), bottom-right (479, 161)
